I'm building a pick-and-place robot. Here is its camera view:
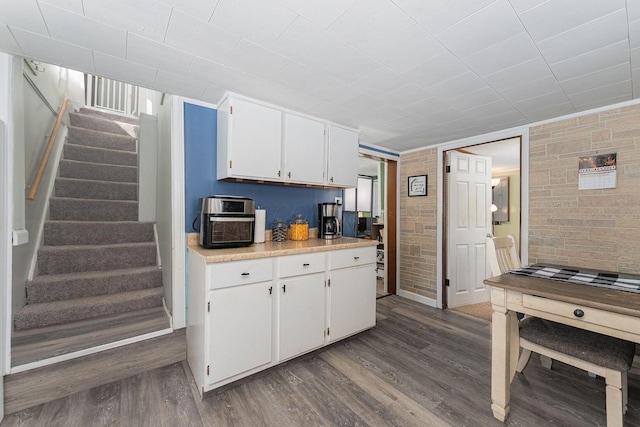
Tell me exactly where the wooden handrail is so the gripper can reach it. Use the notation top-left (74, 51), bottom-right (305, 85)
top-left (26, 98), bottom-right (69, 201)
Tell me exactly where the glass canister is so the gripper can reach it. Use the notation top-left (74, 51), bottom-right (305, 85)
top-left (272, 219), bottom-right (288, 242)
top-left (290, 214), bottom-right (309, 241)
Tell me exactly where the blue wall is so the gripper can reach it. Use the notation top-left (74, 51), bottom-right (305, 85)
top-left (183, 102), bottom-right (342, 233)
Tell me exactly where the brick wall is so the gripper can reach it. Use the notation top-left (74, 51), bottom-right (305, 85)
top-left (399, 148), bottom-right (438, 299)
top-left (528, 104), bottom-right (640, 273)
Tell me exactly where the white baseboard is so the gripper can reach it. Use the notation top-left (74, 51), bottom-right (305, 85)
top-left (397, 290), bottom-right (438, 308)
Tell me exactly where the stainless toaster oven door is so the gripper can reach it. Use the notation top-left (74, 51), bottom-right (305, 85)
top-left (209, 217), bottom-right (254, 244)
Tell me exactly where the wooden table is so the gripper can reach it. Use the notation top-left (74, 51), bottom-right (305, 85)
top-left (484, 272), bottom-right (640, 422)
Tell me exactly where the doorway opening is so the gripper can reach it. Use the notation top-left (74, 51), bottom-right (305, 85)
top-left (343, 154), bottom-right (397, 298)
top-left (443, 137), bottom-right (522, 311)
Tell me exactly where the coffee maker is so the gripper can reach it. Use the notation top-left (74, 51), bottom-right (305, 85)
top-left (318, 202), bottom-right (341, 239)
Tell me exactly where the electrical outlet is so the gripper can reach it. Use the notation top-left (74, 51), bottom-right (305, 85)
top-left (335, 197), bottom-right (342, 205)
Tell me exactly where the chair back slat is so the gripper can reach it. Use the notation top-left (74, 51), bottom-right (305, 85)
top-left (487, 235), bottom-right (520, 276)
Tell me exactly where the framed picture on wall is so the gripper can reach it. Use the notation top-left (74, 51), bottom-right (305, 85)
top-left (408, 175), bottom-right (427, 197)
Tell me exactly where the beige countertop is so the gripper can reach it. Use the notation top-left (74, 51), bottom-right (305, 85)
top-left (187, 233), bottom-right (378, 263)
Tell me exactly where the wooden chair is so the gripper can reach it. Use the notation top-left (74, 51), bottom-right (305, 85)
top-left (487, 234), bottom-right (636, 426)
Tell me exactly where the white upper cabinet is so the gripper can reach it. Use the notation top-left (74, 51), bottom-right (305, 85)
top-left (283, 113), bottom-right (325, 185)
top-left (327, 124), bottom-right (359, 188)
top-left (217, 97), bottom-right (282, 181)
top-left (217, 93), bottom-right (359, 188)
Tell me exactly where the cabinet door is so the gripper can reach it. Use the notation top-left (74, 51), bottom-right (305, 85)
top-left (283, 114), bottom-right (325, 184)
top-left (329, 264), bottom-right (376, 342)
top-left (208, 282), bottom-right (272, 385)
top-left (327, 125), bottom-right (359, 187)
top-left (278, 273), bottom-right (326, 360)
top-left (228, 98), bottom-right (282, 180)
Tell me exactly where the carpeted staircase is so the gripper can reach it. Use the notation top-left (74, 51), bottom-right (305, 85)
top-left (14, 108), bottom-right (164, 331)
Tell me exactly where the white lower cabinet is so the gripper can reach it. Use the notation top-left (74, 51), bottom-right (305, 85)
top-left (207, 282), bottom-right (273, 384)
top-left (187, 245), bottom-right (376, 395)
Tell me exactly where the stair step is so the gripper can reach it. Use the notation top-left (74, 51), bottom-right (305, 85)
top-left (37, 242), bottom-right (156, 275)
top-left (79, 107), bottom-right (140, 125)
top-left (70, 112), bottom-right (139, 137)
top-left (26, 266), bottom-right (162, 303)
top-left (63, 143), bottom-right (137, 166)
top-left (44, 221), bottom-right (154, 246)
top-left (59, 159), bottom-right (137, 183)
top-left (49, 198), bottom-right (138, 221)
top-left (55, 177), bottom-right (137, 201)
top-left (13, 286), bottom-right (164, 330)
top-left (67, 126), bottom-right (136, 152)
top-left (5, 329), bottom-right (185, 414)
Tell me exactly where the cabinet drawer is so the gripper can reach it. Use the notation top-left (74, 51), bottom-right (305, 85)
top-left (522, 294), bottom-right (640, 334)
top-left (210, 258), bottom-right (273, 289)
top-left (329, 247), bottom-right (376, 270)
top-left (279, 252), bottom-right (326, 278)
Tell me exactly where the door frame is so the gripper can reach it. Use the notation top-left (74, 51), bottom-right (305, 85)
top-left (436, 127), bottom-right (530, 309)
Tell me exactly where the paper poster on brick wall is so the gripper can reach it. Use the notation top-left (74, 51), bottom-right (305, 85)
top-left (578, 153), bottom-right (617, 190)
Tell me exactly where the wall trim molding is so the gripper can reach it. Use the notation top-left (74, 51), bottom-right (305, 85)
top-left (398, 290), bottom-right (437, 308)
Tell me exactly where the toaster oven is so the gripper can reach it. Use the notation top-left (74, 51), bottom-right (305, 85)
top-left (199, 196), bottom-right (256, 249)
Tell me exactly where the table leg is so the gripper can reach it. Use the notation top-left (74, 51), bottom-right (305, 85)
top-left (491, 287), bottom-right (512, 422)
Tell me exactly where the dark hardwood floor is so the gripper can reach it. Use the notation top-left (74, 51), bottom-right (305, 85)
top-left (2, 295), bottom-right (639, 426)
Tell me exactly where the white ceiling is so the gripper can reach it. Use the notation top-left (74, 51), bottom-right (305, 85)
top-left (2, 0), bottom-right (640, 152)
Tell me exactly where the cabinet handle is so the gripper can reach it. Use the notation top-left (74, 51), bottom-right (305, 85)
top-left (573, 309), bottom-right (584, 318)
top-left (354, 256), bottom-right (360, 260)
top-left (282, 284), bottom-right (286, 293)
top-left (302, 263), bottom-right (310, 267)
top-left (277, 170), bottom-right (281, 177)
top-left (330, 176), bottom-right (334, 182)
top-left (288, 171), bottom-right (291, 178)
top-left (269, 286), bottom-right (273, 295)
top-left (241, 272), bottom-right (250, 277)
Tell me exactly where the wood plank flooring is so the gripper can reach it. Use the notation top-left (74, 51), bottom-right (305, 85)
top-left (2, 295), bottom-right (639, 426)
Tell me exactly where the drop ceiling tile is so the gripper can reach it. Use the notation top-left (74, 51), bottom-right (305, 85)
top-left (574, 94), bottom-right (631, 111)
top-left (537, 10), bottom-right (628, 64)
top-left (632, 47), bottom-right (640, 70)
top-left (83, 0), bottom-right (171, 43)
top-left (448, 86), bottom-right (503, 112)
top-left (0, 25), bottom-right (22, 54)
top-left (630, 19), bottom-right (640, 50)
top-left (326, 0), bottom-right (414, 53)
top-left (40, 3), bottom-right (127, 58)
top-left (436, 0), bottom-right (524, 59)
top-left (395, 0), bottom-right (494, 35)
top-left (549, 40), bottom-right (629, 82)
top-left (156, 0), bottom-right (219, 21)
top-left (272, 61), bottom-right (335, 95)
top-left (350, 67), bottom-right (409, 97)
top-left (339, 93), bottom-right (382, 115)
top-left (511, 90), bottom-right (571, 113)
top-left (318, 45), bottom-right (382, 84)
top-left (165, 10), bottom-right (240, 63)
top-left (630, 1), bottom-right (640, 21)
top-left (224, 39), bottom-right (290, 80)
top-left (427, 71), bottom-right (488, 99)
top-left (499, 76), bottom-right (563, 104)
top-left (186, 56), bottom-right (244, 89)
top-left (567, 80), bottom-right (631, 108)
top-left (518, 0), bottom-right (625, 42)
top-left (365, 24), bottom-right (447, 74)
top-left (201, 84), bottom-right (226, 104)
top-left (127, 33), bottom-right (194, 76)
top-left (154, 70), bottom-right (208, 99)
top-left (381, 83), bottom-right (430, 106)
top-left (93, 52), bottom-right (158, 88)
top-left (466, 99), bottom-right (518, 121)
top-left (401, 53), bottom-right (468, 89)
top-left (210, 0), bottom-right (297, 48)
top-left (524, 102), bottom-right (575, 123)
top-left (0, 0), bottom-right (48, 35)
top-left (39, 0), bottom-right (84, 14)
top-left (483, 56), bottom-right (554, 92)
top-left (508, 0), bottom-right (547, 15)
top-left (10, 28), bottom-right (94, 73)
top-left (461, 31), bottom-right (539, 77)
top-left (232, 74), bottom-right (321, 112)
top-left (559, 63), bottom-right (630, 95)
top-left (269, 18), bottom-right (346, 69)
top-left (274, 0), bottom-right (358, 29)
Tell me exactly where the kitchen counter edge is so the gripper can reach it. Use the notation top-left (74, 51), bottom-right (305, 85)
top-left (187, 233), bottom-right (379, 263)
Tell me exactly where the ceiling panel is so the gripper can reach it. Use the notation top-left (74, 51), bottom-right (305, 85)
top-left (274, 0), bottom-right (358, 29)
top-left (549, 40), bottom-right (630, 82)
top-left (511, 90), bottom-right (572, 114)
top-left (396, 0), bottom-right (494, 35)
top-left (568, 80), bottom-right (631, 109)
top-left (499, 76), bottom-right (563, 104)
top-left (461, 32), bottom-right (540, 77)
top-left (210, 0), bottom-right (296, 48)
top-left (0, 25), bottom-right (22, 55)
top-left (483, 57), bottom-right (554, 92)
top-left (507, 0), bottom-right (547, 15)
top-left (318, 45), bottom-right (382, 84)
top-left (83, 0), bottom-right (172, 43)
top-left (93, 52), bottom-right (158, 89)
top-left (350, 67), bottom-right (409, 97)
top-left (224, 39), bottom-right (290, 80)
top-left (127, 33), bottom-right (194, 76)
top-left (39, 0), bottom-right (84, 14)
top-left (40, 3), bottom-right (127, 58)
top-left (517, 0), bottom-right (625, 42)
top-left (11, 27), bottom-right (95, 73)
top-left (560, 63), bottom-right (631, 96)
top-left (0, 0), bottom-right (48, 35)
top-left (153, 70), bottom-right (207, 99)
top-left (156, 0), bottom-right (219, 21)
top-left (186, 57), bottom-right (244, 89)
top-left (402, 53), bottom-right (468, 89)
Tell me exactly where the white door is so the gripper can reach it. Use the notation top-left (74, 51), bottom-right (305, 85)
top-left (0, 119), bottom-right (7, 422)
top-left (278, 273), bottom-right (325, 360)
top-left (446, 150), bottom-right (492, 308)
top-left (327, 125), bottom-right (358, 187)
top-left (283, 114), bottom-right (325, 184)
